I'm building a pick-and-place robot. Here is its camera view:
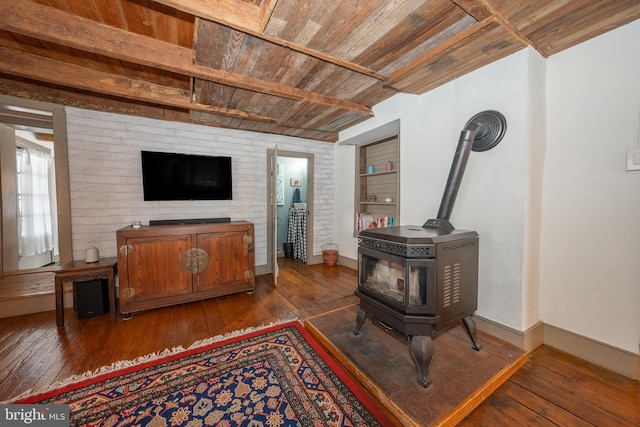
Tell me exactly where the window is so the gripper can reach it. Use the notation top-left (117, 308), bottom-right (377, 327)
top-left (16, 147), bottom-right (56, 257)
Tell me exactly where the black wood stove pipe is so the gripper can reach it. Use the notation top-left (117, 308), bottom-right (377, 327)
top-left (424, 110), bottom-right (507, 231)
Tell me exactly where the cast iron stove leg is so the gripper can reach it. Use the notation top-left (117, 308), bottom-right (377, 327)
top-left (353, 308), bottom-right (367, 335)
top-left (410, 335), bottom-right (435, 388)
top-left (463, 316), bottom-right (481, 351)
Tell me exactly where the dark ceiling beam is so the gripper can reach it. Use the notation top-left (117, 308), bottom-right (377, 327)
top-left (0, 75), bottom-right (194, 124)
top-left (0, 75), bottom-right (339, 142)
top-left (0, 1), bottom-right (372, 116)
top-left (0, 46), bottom-right (280, 123)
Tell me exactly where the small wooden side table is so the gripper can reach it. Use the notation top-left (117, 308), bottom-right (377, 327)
top-left (54, 257), bottom-right (117, 327)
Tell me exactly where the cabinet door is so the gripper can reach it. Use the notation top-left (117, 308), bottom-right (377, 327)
top-left (123, 234), bottom-right (193, 304)
top-left (196, 230), bottom-right (251, 290)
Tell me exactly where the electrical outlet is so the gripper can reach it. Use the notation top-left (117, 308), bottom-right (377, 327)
top-left (627, 148), bottom-right (640, 171)
top-left (626, 149), bottom-right (640, 171)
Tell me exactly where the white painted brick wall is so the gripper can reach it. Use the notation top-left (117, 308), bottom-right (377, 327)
top-left (65, 108), bottom-right (335, 266)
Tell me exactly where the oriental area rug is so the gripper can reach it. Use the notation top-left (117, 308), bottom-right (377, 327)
top-left (12, 321), bottom-right (394, 427)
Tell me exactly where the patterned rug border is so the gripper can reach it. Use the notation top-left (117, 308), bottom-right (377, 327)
top-left (6, 318), bottom-right (302, 404)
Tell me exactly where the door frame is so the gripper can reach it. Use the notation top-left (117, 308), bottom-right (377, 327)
top-left (0, 94), bottom-right (72, 276)
top-left (266, 149), bottom-right (314, 273)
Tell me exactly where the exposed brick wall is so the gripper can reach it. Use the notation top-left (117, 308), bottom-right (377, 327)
top-left (65, 108), bottom-right (335, 266)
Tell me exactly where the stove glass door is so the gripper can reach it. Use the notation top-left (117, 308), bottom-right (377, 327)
top-left (358, 247), bottom-right (436, 314)
top-left (359, 253), bottom-right (405, 304)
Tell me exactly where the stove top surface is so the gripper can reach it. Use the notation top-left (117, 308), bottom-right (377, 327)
top-left (359, 224), bottom-right (478, 244)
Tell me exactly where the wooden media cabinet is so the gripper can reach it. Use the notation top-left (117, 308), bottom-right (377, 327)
top-left (116, 221), bottom-right (255, 317)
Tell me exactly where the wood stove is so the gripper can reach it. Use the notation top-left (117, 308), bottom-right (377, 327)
top-left (353, 111), bottom-right (507, 387)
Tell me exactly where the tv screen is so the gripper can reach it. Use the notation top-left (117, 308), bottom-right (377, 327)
top-left (141, 151), bottom-right (232, 201)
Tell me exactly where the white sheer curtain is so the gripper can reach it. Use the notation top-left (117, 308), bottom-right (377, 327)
top-left (16, 147), bottom-right (55, 257)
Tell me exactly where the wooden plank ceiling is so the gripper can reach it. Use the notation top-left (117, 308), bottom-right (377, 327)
top-left (0, 0), bottom-right (638, 142)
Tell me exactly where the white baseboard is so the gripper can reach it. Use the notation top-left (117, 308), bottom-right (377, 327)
top-left (337, 256), bottom-right (357, 270)
top-left (473, 315), bottom-right (544, 352)
top-left (472, 315), bottom-right (638, 380)
top-left (543, 323), bottom-right (639, 380)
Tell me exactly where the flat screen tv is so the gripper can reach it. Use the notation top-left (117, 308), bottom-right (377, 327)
top-left (141, 151), bottom-right (232, 201)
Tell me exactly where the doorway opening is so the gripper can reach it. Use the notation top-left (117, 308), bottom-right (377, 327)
top-left (267, 149), bottom-right (314, 275)
top-left (0, 95), bottom-right (72, 283)
top-left (277, 156), bottom-right (308, 259)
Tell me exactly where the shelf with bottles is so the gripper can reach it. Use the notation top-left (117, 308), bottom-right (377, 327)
top-left (355, 135), bottom-right (399, 235)
top-left (361, 157), bottom-right (395, 174)
top-left (356, 212), bottom-right (397, 232)
top-left (359, 168), bottom-right (397, 178)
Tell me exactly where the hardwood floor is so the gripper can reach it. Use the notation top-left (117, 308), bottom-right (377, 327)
top-left (460, 344), bottom-right (639, 426)
top-left (1, 259), bottom-right (638, 426)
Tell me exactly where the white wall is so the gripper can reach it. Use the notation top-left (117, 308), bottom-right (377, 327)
top-left (336, 48), bottom-right (542, 332)
top-left (64, 108), bottom-right (335, 266)
top-left (541, 20), bottom-right (640, 354)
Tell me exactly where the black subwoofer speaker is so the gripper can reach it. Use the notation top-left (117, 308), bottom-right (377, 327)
top-left (74, 279), bottom-right (109, 319)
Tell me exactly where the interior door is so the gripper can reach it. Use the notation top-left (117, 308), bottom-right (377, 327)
top-left (270, 146), bottom-right (279, 286)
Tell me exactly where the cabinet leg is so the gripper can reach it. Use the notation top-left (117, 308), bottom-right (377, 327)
top-left (353, 308), bottom-right (367, 336)
top-left (411, 335), bottom-right (435, 388)
top-left (122, 313), bottom-right (132, 320)
top-left (463, 316), bottom-right (481, 351)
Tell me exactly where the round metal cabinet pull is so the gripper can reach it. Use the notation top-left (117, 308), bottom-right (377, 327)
top-left (180, 248), bottom-right (209, 273)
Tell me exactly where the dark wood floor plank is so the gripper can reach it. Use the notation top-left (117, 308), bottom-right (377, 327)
top-left (467, 389), bottom-right (559, 426)
top-left (200, 297), bottom-right (229, 337)
top-left (494, 381), bottom-right (593, 426)
top-left (2, 324), bottom-right (69, 396)
top-left (215, 291), bottom-right (272, 332)
top-left (463, 345), bottom-right (640, 426)
top-left (509, 352), bottom-right (639, 426)
top-left (250, 279), bottom-right (299, 320)
top-left (529, 345), bottom-right (640, 397)
top-left (280, 271), bottom-right (337, 304)
top-left (0, 321), bottom-right (51, 369)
